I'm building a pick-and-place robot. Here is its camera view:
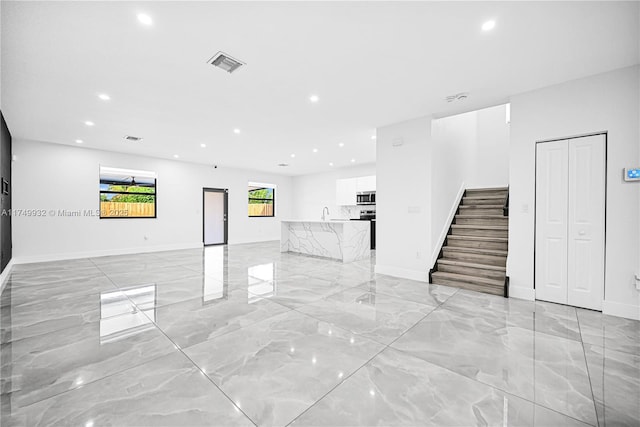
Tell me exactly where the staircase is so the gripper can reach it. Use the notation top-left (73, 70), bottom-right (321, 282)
top-left (430, 187), bottom-right (509, 297)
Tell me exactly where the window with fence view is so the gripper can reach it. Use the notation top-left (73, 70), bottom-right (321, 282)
top-left (99, 166), bottom-right (157, 218)
top-left (248, 183), bottom-right (275, 217)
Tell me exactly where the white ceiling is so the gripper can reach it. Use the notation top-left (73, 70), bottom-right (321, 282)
top-left (1, 1), bottom-right (638, 176)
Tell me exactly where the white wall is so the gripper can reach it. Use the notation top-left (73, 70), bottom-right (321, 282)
top-left (430, 104), bottom-right (510, 265)
top-left (12, 139), bottom-right (292, 262)
top-left (290, 163), bottom-right (376, 220)
top-left (509, 65), bottom-right (640, 319)
top-left (376, 115), bottom-right (432, 281)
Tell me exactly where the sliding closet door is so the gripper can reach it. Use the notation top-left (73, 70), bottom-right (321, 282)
top-left (535, 140), bottom-right (569, 305)
top-left (567, 134), bottom-right (605, 310)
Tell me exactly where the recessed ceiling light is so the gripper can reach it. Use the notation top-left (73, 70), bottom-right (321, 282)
top-left (351, 158), bottom-right (356, 163)
top-left (482, 20), bottom-right (496, 31)
top-left (312, 148), bottom-right (318, 153)
top-left (233, 128), bottom-right (241, 134)
top-left (97, 93), bottom-right (110, 101)
top-left (84, 121), bottom-right (94, 126)
top-left (371, 135), bottom-right (376, 140)
top-left (137, 13), bottom-right (153, 26)
top-left (290, 154), bottom-right (296, 158)
top-left (309, 95), bottom-right (319, 103)
top-left (200, 143), bottom-right (207, 148)
top-left (329, 162), bottom-right (334, 166)
top-left (338, 143), bottom-right (344, 148)
top-left (75, 139), bottom-right (83, 144)
top-left (173, 154), bottom-right (179, 158)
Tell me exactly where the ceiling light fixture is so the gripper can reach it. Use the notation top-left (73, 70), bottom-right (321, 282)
top-left (97, 93), bottom-right (111, 101)
top-left (200, 143), bottom-right (207, 148)
top-left (84, 121), bottom-right (94, 126)
top-left (137, 13), bottom-right (153, 26)
top-left (75, 139), bottom-right (83, 144)
top-left (482, 20), bottom-right (496, 31)
top-left (329, 162), bottom-right (334, 166)
top-left (290, 154), bottom-right (296, 158)
top-left (309, 95), bottom-right (319, 103)
top-left (233, 128), bottom-right (241, 134)
top-left (351, 159), bottom-right (356, 163)
top-left (313, 148), bottom-right (318, 153)
top-left (173, 154), bottom-right (179, 158)
top-left (338, 143), bottom-right (344, 148)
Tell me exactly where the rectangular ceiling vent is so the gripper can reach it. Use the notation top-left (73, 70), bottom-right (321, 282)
top-left (208, 51), bottom-right (245, 74)
top-left (123, 135), bottom-right (143, 142)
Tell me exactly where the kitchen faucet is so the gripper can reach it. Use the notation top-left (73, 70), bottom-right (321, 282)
top-left (322, 206), bottom-right (330, 221)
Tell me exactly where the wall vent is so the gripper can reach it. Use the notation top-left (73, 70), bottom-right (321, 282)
top-left (124, 135), bottom-right (143, 142)
top-left (208, 52), bottom-right (245, 73)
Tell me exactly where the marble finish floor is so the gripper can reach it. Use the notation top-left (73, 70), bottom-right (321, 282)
top-left (1, 241), bottom-right (638, 426)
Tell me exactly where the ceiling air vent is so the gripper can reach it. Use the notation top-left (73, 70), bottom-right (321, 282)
top-left (445, 92), bottom-right (469, 103)
top-left (124, 135), bottom-right (143, 142)
top-left (208, 52), bottom-right (245, 73)
top-left (278, 163), bottom-right (289, 167)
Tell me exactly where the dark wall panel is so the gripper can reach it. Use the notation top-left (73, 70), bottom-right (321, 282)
top-left (0, 111), bottom-right (12, 272)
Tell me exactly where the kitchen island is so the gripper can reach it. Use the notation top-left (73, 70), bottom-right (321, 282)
top-left (280, 220), bottom-right (370, 263)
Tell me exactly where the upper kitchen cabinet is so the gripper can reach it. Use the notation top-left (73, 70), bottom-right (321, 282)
top-left (336, 178), bottom-right (357, 205)
top-left (336, 175), bottom-right (376, 205)
top-left (356, 175), bottom-right (376, 192)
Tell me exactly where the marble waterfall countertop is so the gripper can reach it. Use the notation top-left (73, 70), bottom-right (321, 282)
top-left (280, 220), bottom-right (370, 262)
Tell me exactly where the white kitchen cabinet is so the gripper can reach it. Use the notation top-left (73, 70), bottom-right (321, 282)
top-left (336, 178), bottom-right (357, 205)
top-left (356, 175), bottom-right (376, 192)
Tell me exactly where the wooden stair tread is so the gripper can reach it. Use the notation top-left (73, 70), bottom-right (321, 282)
top-left (442, 246), bottom-right (508, 257)
top-left (463, 195), bottom-right (506, 200)
top-left (455, 214), bottom-right (507, 219)
top-left (466, 187), bottom-right (508, 192)
top-left (438, 259), bottom-right (506, 271)
top-left (459, 205), bottom-right (504, 209)
top-left (451, 224), bottom-right (508, 231)
top-left (447, 235), bottom-right (508, 242)
top-left (431, 271), bottom-right (503, 287)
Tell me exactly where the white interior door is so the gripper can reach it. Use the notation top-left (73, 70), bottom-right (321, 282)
top-left (535, 140), bottom-right (569, 305)
top-left (567, 134), bottom-right (605, 310)
top-left (204, 190), bottom-right (226, 245)
top-left (535, 135), bottom-right (606, 310)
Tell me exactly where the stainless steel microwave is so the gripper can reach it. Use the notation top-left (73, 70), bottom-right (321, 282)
top-left (356, 191), bottom-right (376, 205)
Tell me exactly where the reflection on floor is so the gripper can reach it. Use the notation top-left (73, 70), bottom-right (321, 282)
top-left (1, 241), bottom-right (638, 426)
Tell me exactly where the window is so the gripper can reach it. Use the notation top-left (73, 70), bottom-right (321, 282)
top-left (99, 166), bottom-right (157, 218)
top-left (248, 182), bottom-right (275, 217)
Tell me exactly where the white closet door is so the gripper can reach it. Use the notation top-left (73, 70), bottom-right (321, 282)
top-left (567, 134), bottom-right (605, 310)
top-left (535, 140), bottom-right (569, 304)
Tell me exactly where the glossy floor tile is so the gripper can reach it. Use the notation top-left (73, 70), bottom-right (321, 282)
top-left (1, 241), bottom-right (639, 426)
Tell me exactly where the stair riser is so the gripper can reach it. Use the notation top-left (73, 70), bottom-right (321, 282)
top-left (466, 190), bottom-right (508, 198)
top-left (459, 207), bottom-right (504, 215)
top-left (437, 263), bottom-right (506, 280)
top-left (451, 228), bottom-right (508, 238)
top-left (447, 239), bottom-right (508, 251)
top-left (442, 250), bottom-right (506, 266)
top-left (455, 217), bottom-right (508, 226)
top-left (431, 278), bottom-right (504, 296)
top-left (462, 198), bottom-right (505, 206)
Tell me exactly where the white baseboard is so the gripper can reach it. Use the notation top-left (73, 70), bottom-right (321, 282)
top-left (430, 182), bottom-right (466, 268)
top-left (12, 242), bottom-right (204, 265)
top-left (375, 264), bottom-right (428, 282)
top-left (603, 300), bottom-right (640, 320)
top-left (0, 259), bottom-right (15, 294)
top-left (509, 285), bottom-right (535, 301)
